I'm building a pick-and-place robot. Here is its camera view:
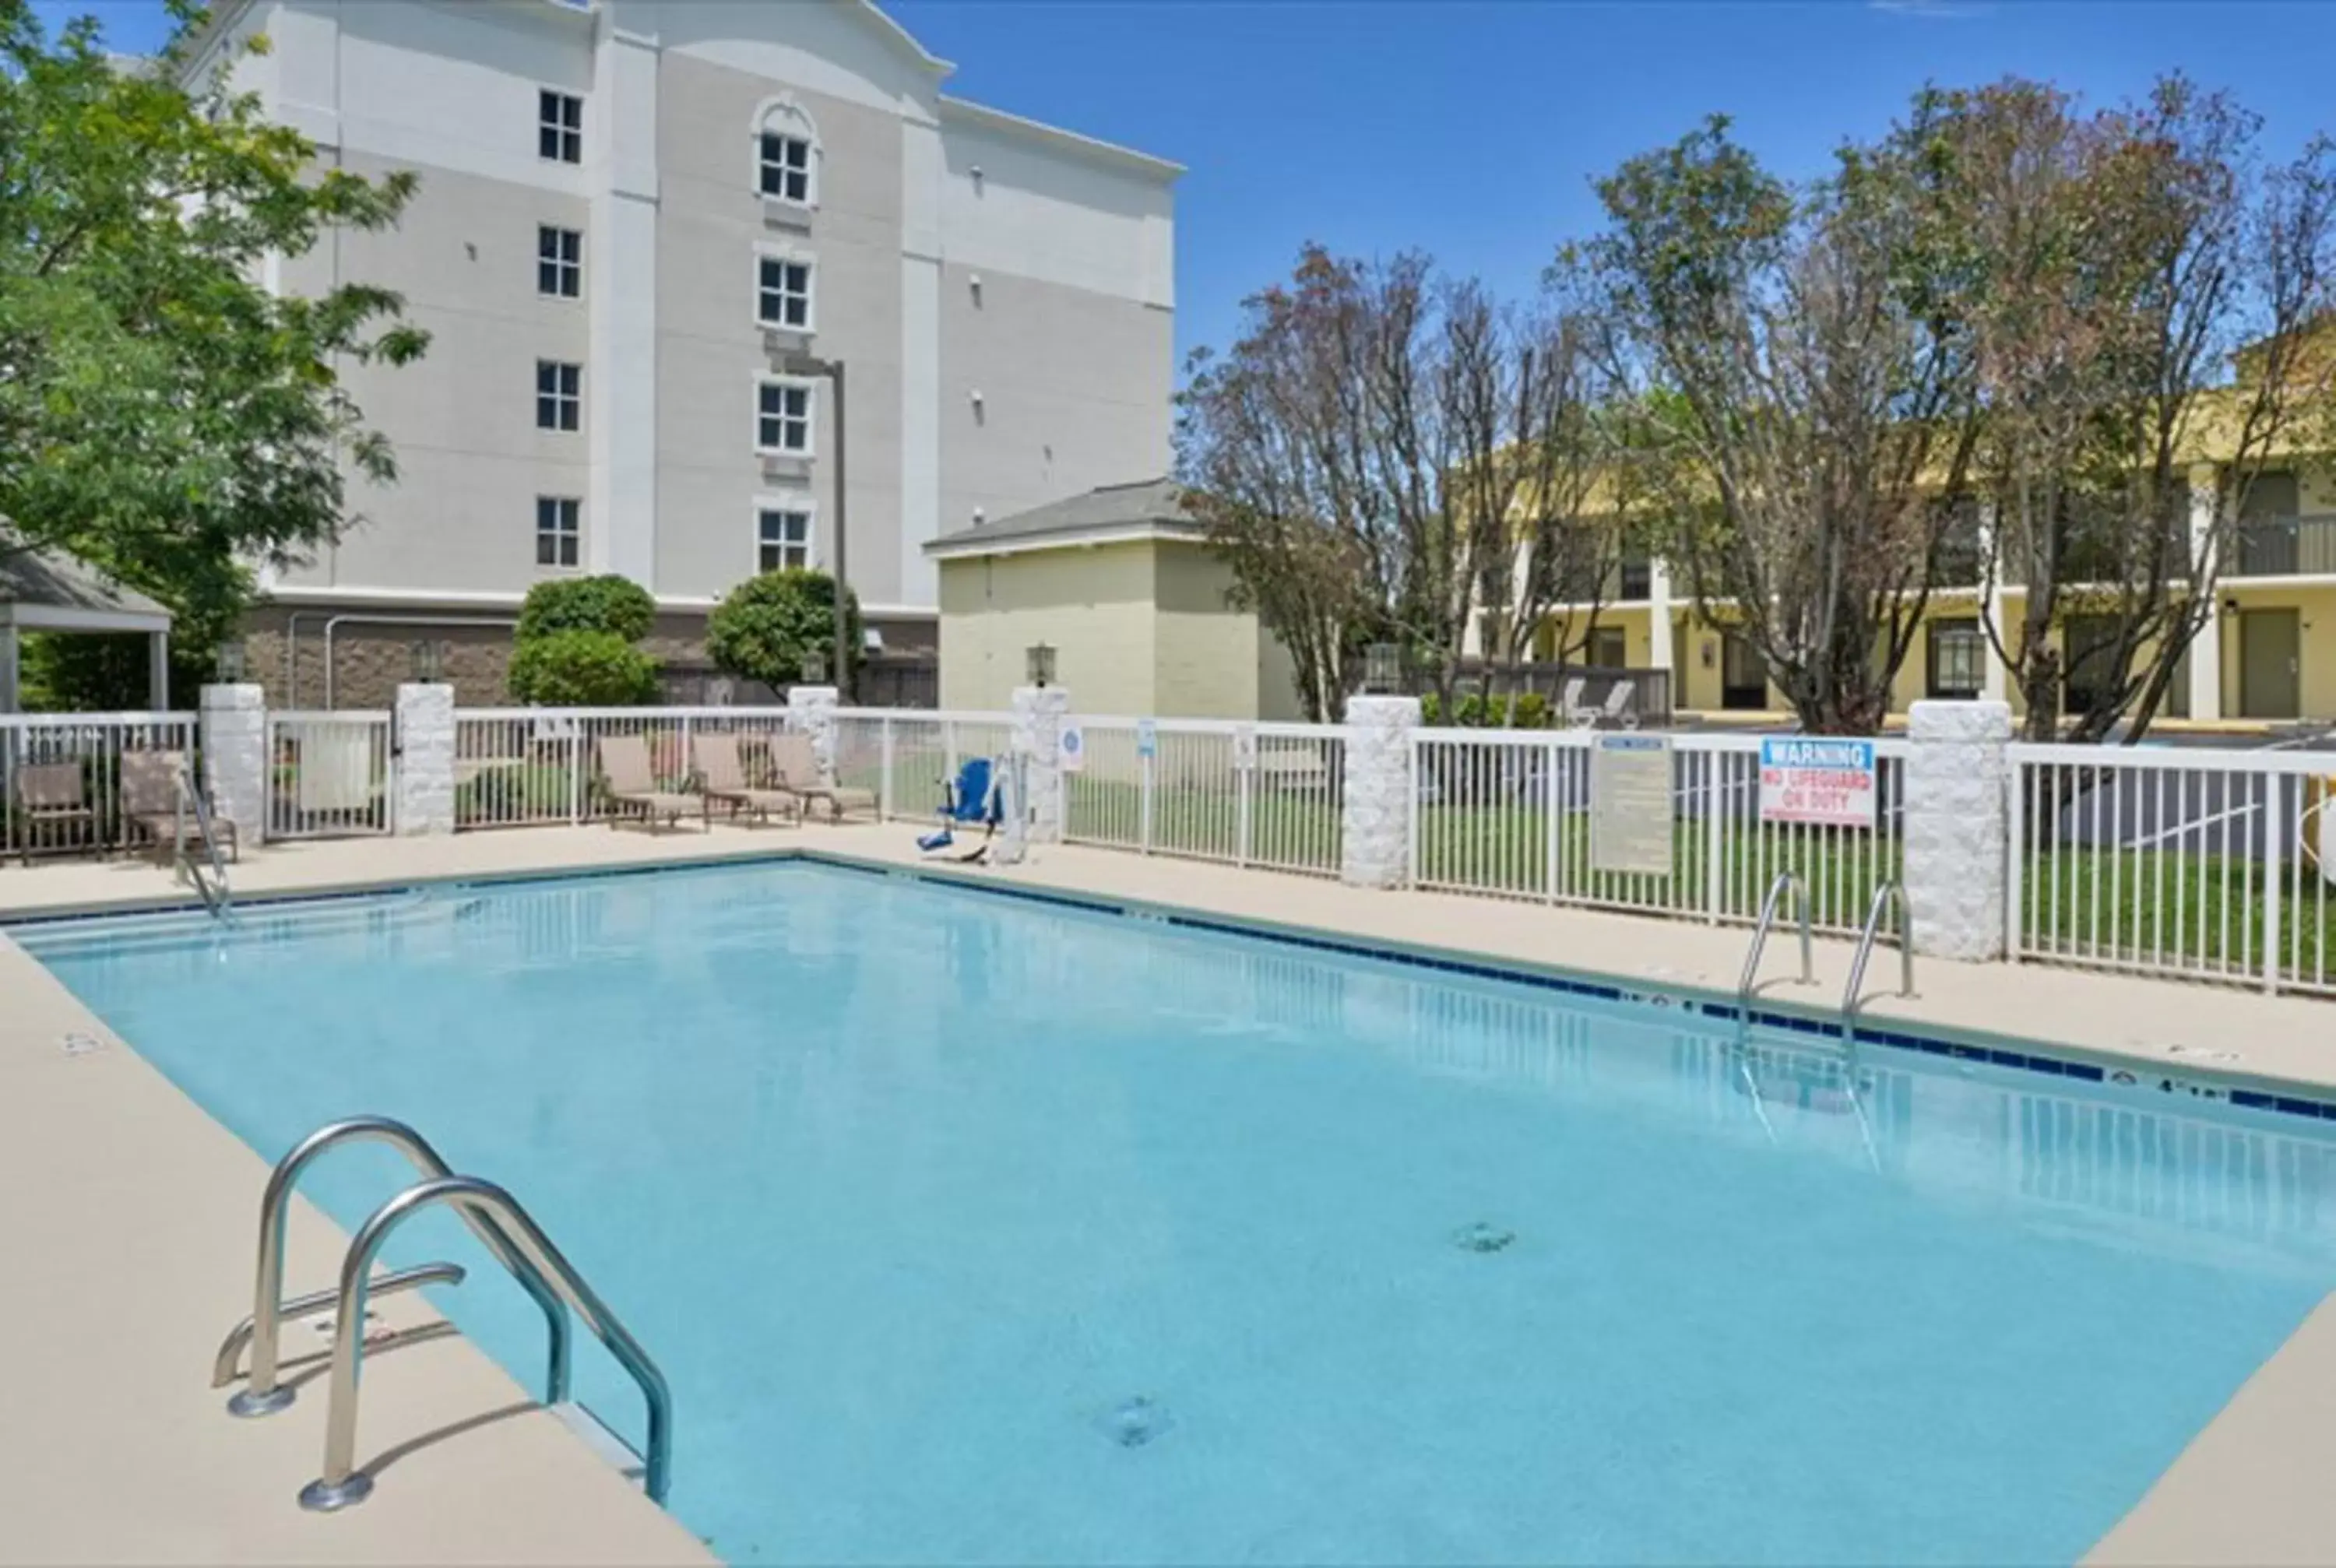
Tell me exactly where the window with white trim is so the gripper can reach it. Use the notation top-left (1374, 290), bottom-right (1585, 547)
top-left (539, 90), bottom-right (582, 163)
top-left (537, 360), bottom-right (582, 431)
top-left (537, 225), bottom-right (582, 297)
top-left (537, 497), bottom-right (580, 567)
top-left (757, 255), bottom-right (812, 330)
top-left (760, 131), bottom-right (811, 202)
top-left (757, 379), bottom-right (811, 454)
top-left (757, 507), bottom-right (811, 572)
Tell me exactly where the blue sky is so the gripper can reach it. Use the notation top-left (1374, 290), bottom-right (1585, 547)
top-left (37, 0), bottom-right (2336, 371)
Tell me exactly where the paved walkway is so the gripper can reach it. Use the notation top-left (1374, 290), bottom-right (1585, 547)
top-left (3, 821), bottom-right (2333, 1562)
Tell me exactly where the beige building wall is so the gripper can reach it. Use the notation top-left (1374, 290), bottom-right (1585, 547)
top-left (938, 543), bottom-right (1156, 713)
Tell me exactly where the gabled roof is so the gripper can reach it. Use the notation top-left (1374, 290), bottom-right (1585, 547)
top-left (924, 478), bottom-right (1202, 559)
top-left (0, 542), bottom-right (174, 632)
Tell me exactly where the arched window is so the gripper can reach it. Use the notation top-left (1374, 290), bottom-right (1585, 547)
top-left (754, 97), bottom-right (819, 207)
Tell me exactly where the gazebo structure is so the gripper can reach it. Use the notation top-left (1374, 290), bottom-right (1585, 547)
top-left (0, 544), bottom-right (174, 713)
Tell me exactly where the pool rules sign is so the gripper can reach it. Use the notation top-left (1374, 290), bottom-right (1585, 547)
top-left (1758, 737), bottom-right (1878, 829)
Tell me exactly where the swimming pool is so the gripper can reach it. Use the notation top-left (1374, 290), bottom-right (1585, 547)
top-left (16, 858), bottom-right (2336, 1565)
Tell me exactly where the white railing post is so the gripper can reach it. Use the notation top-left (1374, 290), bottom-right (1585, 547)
top-left (1703, 753), bottom-right (1726, 922)
top-left (2004, 747), bottom-right (2026, 962)
top-left (1905, 698), bottom-right (2012, 959)
top-left (2264, 776), bottom-right (2286, 994)
top-left (391, 684), bottom-right (456, 837)
top-left (879, 715), bottom-right (895, 821)
top-left (1139, 746), bottom-right (1156, 853)
top-left (1340, 694), bottom-right (1420, 889)
top-left (199, 683), bottom-right (268, 847)
top-left (1010, 685), bottom-right (1069, 844)
top-left (567, 724), bottom-right (585, 824)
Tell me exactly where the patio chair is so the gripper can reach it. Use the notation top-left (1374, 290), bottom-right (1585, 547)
top-left (1600, 684), bottom-right (1640, 730)
top-left (768, 732), bottom-right (878, 823)
top-left (119, 751), bottom-right (238, 866)
top-left (12, 761), bottom-right (100, 864)
top-left (593, 734), bottom-right (709, 833)
top-left (690, 731), bottom-right (796, 827)
top-left (1558, 677), bottom-right (1594, 727)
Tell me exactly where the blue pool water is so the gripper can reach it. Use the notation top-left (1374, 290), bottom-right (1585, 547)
top-left (19, 860), bottom-right (2336, 1565)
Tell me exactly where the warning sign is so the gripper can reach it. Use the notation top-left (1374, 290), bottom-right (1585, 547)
top-left (1758, 738), bottom-right (1877, 830)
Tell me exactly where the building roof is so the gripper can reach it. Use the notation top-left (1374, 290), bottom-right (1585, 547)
top-left (0, 542), bottom-right (174, 633)
top-left (923, 479), bottom-right (1205, 559)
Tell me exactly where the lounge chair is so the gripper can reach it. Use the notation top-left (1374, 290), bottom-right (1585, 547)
top-left (768, 732), bottom-right (877, 823)
top-left (593, 734), bottom-right (709, 832)
top-left (119, 751), bottom-right (238, 866)
top-left (1558, 677), bottom-right (1593, 727)
top-left (690, 731), bottom-right (796, 827)
top-left (1600, 684), bottom-right (1640, 730)
top-left (13, 761), bottom-right (100, 863)
top-left (918, 757), bottom-right (1001, 861)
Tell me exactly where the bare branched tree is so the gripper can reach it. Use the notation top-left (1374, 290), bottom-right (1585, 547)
top-left (1580, 115), bottom-right (1982, 733)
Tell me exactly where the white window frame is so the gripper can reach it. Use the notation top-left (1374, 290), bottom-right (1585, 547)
top-left (536, 496), bottom-right (582, 568)
top-left (751, 95), bottom-right (821, 208)
top-left (754, 248), bottom-right (815, 333)
top-left (754, 374), bottom-right (815, 456)
top-left (753, 498), bottom-right (817, 575)
top-left (537, 224), bottom-right (582, 299)
top-left (537, 359), bottom-right (582, 432)
top-left (538, 89), bottom-right (583, 164)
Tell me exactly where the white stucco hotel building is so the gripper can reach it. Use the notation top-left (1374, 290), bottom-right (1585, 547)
top-left (184, 0), bottom-right (1177, 703)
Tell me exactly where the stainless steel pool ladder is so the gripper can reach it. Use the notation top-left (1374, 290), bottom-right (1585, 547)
top-left (1737, 870), bottom-right (1812, 999)
top-left (1843, 881), bottom-right (1916, 1036)
top-left (212, 1116), bottom-right (673, 1511)
top-left (174, 764), bottom-right (230, 919)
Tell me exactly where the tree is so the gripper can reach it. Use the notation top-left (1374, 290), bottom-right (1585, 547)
top-left (1930, 77), bottom-right (2336, 740)
top-left (515, 575), bottom-right (656, 644)
top-left (1179, 245), bottom-right (1627, 719)
top-left (1580, 114), bottom-right (1982, 733)
top-left (0, 2), bottom-right (429, 668)
top-left (705, 568), bottom-right (861, 692)
top-left (508, 631), bottom-right (660, 706)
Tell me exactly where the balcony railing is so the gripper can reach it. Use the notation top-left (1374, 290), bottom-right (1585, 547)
top-left (2232, 515), bottom-right (2336, 578)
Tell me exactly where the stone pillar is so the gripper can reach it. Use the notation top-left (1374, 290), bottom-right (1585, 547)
top-left (787, 684), bottom-right (840, 778)
top-left (392, 682), bottom-right (455, 837)
top-left (1903, 698), bottom-right (2011, 961)
top-left (2186, 462), bottom-right (2223, 722)
top-left (1340, 694), bottom-right (1420, 888)
top-left (199, 683), bottom-right (267, 845)
top-left (1011, 684), bottom-right (1069, 844)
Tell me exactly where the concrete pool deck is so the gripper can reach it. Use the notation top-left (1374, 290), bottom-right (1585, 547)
top-left (1, 821), bottom-right (2332, 1562)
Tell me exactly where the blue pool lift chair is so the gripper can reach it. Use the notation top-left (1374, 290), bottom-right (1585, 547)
top-left (918, 756), bottom-right (1002, 861)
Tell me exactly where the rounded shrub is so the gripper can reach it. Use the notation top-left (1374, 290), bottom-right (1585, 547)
top-left (508, 630), bottom-right (661, 705)
top-left (515, 575), bottom-right (657, 645)
top-left (705, 568), bottom-right (862, 690)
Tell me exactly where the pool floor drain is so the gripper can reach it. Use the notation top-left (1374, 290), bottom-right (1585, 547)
top-left (1096, 1397), bottom-right (1173, 1448)
top-left (1452, 1222), bottom-right (1515, 1254)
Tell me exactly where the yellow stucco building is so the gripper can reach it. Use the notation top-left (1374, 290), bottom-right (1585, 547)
top-left (927, 480), bottom-right (1304, 719)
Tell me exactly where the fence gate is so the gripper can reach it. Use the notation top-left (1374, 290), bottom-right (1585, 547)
top-left (266, 711), bottom-right (394, 839)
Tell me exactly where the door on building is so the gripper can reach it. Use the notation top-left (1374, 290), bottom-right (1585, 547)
top-left (1721, 633), bottom-right (1767, 710)
top-left (2062, 613), bottom-right (2124, 720)
top-left (2239, 607), bottom-right (2302, 719)
top-left (1587, 625), bottom-right (1627, 670)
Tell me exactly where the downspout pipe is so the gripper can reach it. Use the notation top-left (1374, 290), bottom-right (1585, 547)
top-left (322, 614), bottom-right (519, 709)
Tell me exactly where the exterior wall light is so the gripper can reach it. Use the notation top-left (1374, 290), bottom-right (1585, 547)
top-left (1026, 642), bottom-right (1057, 688)
top-left (216, 639), bottom-right (248, 683)
top-left (1364, 642), bottom-right (1402, 694)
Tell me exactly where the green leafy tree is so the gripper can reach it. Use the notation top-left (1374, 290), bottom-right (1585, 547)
top-left (514, 574), bottom-right (657, 644)
top-left (705, 569), bottom-right (861, 691)
top-left (508, 631), bottom-right (661, 706)
top-left (0, 2), bottom-right (430, 673)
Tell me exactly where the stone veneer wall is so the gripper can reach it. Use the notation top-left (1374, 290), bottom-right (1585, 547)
top-left (1902, 698), bottom-right (2011, 960)
top-left (1339, 694), bottom-right (1420, 888)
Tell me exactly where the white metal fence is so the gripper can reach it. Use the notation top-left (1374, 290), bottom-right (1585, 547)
top-left (1410, 729), bottom-right (1907, 935)
top-left (1064, 718), bottom-right (1345, 876)
top-left (266, 712), bottom-right (392, 839)
top-left (2009, 742), bottom-right (2336, 997)
top-left (452, 707), bottom-right (800, 830)
top-left (0, 712), bottom-right (199, 863)
top-left (829, 710), bottom-right (1013, 824)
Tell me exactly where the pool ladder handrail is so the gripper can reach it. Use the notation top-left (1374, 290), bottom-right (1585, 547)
top-left (174, 763), bottom-right (231, 919)
top-left (216, 1116), bottom-right (572, 1420)
top-left (301, 1174), bottom-right (674, 1514)
top-left (1843, 881), bottom-right (1917, 1030)
top-left (1737, 870), bottom-right (1813, 999)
